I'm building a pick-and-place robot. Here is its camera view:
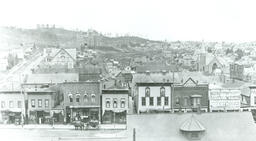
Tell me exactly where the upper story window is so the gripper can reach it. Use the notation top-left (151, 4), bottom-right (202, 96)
top-left (106, 98), bottom-right (110, 108)
top-left (68, 93), bottom-right (73, 102)
top-left (160, 86), bottom-right (165, 97)
top-left (83, 93), bottom-right (88, 102)
top-left (31, 99), bottom-right (35, 108)
top-left (9, 101), bottom-right (14, 108)
top-left (91, 94), bottom-right (96, 103)
top-left (76, 93), bottom-right (80, 102)
top-left (121, 98), bottom-right (125, 108)
top-left (45, 99), bottom-right (49, 108)
top-left (38, 99), bottom-right (42, 108)
top-left (1, 101), bottom-right (5, 108)
top-left (113, 98), bottom-right (118, 108)
top-left (145, 87), bottom-right (150, 97)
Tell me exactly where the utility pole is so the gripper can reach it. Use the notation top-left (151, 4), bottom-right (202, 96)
top-left (133, 128), bottom-right (136, 141)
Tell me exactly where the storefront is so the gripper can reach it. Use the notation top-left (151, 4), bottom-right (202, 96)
top-left (66, 106), bottom-right (100, 124)
top-left (29, 110), bottom-right (50, 124)
top-left (0, 110), bottom-right (22, 124)
top-left (102, 110), bottom-right (127, 124)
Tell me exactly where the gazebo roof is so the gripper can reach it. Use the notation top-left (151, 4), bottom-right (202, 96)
top-left (180, 115), bottom-right (206, 132)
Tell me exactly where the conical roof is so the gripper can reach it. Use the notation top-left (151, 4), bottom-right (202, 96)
top-left (180, 115), bottom-right (206, 132)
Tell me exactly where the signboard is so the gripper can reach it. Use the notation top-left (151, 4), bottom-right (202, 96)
top-left (209, 89), bottom-right (241, 110)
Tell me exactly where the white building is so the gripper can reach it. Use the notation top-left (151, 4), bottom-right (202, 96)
top-left (136, 83), bottom-right (172, 113)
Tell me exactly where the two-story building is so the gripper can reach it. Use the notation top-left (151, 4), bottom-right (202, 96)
top-left (172, 78), bottom-right (209, 112)
top-left (101, 88), bottom-right (129, 124)
top-left (0, 91), bottom-right (25, 124)
top-left (27, 89), bottom-right (55, 124)
top-left (59, 82), bottom-right (101, 124)
top-left (136, 82), bottom-right (172, 114)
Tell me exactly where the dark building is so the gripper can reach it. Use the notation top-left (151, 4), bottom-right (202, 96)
top-left (230, 63), bottom-right (244, 81)
top-left (59, 82), bottom-right (101, 124)
top-left (172, 77), bottom-right (209, 112)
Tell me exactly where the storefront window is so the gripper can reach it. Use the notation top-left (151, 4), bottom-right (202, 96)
top-left (157, 97), bottom-right (161, 106)
top-left (45, 99), bottom-right (49, 108)
top-left (113, 98), bottom-right (118, 108)
top-left (38, 99), bottom-right (42, 107)
top-left (142, 97), bottom-right (146, 106)
top-left (121, 98), bottom-right (125, 108)
top-left (31, 99), bottom-right (35, 108)
top-left (145, 87), bottom-right (150, 97)
top-left (106, 98), bottom-right (110, 108)
top-left (165, 97), bottom-right (169, 106)
top-left (9, 101), bottom-right (14, 108)
top-left (149, 97), bottom-right (154, 106)
top-left (1, 101), bottom-right (5, 108)
top-left (184, 97), bottom-right (188, 106)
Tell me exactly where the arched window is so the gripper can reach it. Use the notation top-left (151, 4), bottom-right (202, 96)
top-left (83, 93), bottom-right (88, 102)
top-left (91, 94), bottom-right (96, 103)
top-left (68, 93), bottom-right (73, 102)
top-left (121, 98), bottom-right (125, 108)
top-left (160, 86), bottom-right (165, 97)
top-left (145, 87), bottom-right (150, 97)
top-left (113, 98), bottom-right (118, 108)
top-left (76, 93), bottom-right (80, 102)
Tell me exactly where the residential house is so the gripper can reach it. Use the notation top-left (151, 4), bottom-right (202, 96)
top-left (43, 48), bottom-right (77, 69)
top-left (101, 87), bottom-right (129, 124)
top-left (0, 91), bottom-right (25, 124)
top-left (172, 77), bottom-right (209, 112)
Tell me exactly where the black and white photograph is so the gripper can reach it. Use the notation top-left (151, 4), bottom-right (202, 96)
top-left (1, 0), bottom-right (256, 141)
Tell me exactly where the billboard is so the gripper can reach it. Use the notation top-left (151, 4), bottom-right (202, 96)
top-left (209, 89), bottom-right (241, 111)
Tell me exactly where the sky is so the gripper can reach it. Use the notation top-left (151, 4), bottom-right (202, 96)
top-left (0, 0), bottom-right (256, 42)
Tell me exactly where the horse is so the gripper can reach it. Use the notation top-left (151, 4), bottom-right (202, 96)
top-left (73, 120), bottom-right (85, 130)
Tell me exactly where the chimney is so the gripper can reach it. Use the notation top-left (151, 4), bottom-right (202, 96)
top-left (162, 70), bottom-right (167, 75)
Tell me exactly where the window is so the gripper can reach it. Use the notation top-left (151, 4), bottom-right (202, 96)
top-left (91, 94), bottom-right (96, 103)
top-left (18, 101), bottom-right (22, 108)
top-left (45, 99), bottom-right (49, 108)
top-left (142, 97), bottom-right (146, 106)
top-left (68, 93), bottom-right (73, 102)
top-left (149, 97), bottom-right (154, 106)
top-left (184, 97), bottom-right (188, 106)
top-left (121, 98), bottom-right (125, 108)
top-left (160, 87), bottom-right (165, 96)
top-left (254, 96), bottom-right (256, 105)
top-left (31, 99), bottom-right (35, 108)
top-left (1, 101), bottom-right (5, 108)
top-left (106, 98), bottom-right (110, 108)
top-left (83, 94), bottom-right (88, 102)
top-left (157, 97), bottom-right (161, 106)
top-left (38, 99), bottom-right (42, 108)
top-left (113, 98), bottom-right (118, 108)
top-left (175, 97), bottom-right (180, 105)
top-left (76, 94), bottom-right (80, 102)
top-left (164, 97), bottom-right (169, 106)
top-left (145, 87), bottom-right (150, 97)
top-left (9, 101), bottom-right (14, 108)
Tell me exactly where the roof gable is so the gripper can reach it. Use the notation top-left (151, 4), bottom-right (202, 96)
top-left (183, 77), bottom-right (197, 87)
top-left (52, 48), bottom-right (76, 61)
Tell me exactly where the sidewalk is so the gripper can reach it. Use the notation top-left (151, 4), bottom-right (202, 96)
top-left (0, 124), bottom-right (73, 129)
top-left (0, 124), bottom-right (127, 130)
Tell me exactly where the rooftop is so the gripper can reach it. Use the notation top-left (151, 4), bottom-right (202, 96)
top-left (25, 73), bottom-right (79, 84)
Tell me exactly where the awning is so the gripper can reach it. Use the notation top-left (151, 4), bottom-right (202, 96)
top-left (190, 95), bottom-right (202, 98)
